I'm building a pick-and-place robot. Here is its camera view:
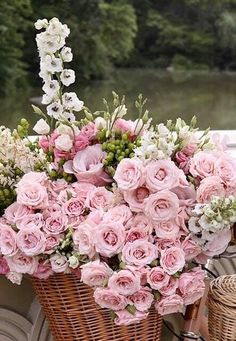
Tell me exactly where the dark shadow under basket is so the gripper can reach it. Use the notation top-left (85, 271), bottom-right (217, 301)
top-left (32, 273), bottom-right (163, 341)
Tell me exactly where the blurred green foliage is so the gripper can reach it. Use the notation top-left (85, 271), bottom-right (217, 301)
top-left (1, 0), bottom-right (236, 96)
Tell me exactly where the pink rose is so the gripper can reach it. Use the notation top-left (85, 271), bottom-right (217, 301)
top-left (147, 266), bottom-right (170, 290)
top-left (62, 197), bottom-right (85, 216)
top-left (17, 171), bottom-right (48, 186)
top-left (5, 251), bottom-right (38, 274)
top-left (182, 143), bottom-right (198, 156)
top-left (108, 270), bottom-right (141, 296)
top-left (48, 179), bottom-right (68, 198)
top-left (103, 205), bottom-right (132, 226)
top-left (190, 151), bottom-right (216, 179)
top-left (6, 271), bottom-right (22, 285)
top-left (215, 156), bottom-right (236, 189)
top-left (74, 133), bottom-right (89, 152)
top-left (39, 136), bottom-right (49, 152)
top-left (44, 234), bottom-right (60, 254)
top-left (0, 226), bottom-right (17, 256)
top-left (54, 133), bottom-right (73, 152)
top-left (4, 202), bottom-right (31, 223)
top-left (126, 226), bottom-right (150, 243)
top-left (175, 152), bottom-right (191, 174)
top-left (81, 260), bottom-right (113, 287)
top-left (155, 294), bottom-right (184, 315)
top-left (50, 254), bottom-right (68, 273)
top-left (94, 222), bottom-right (126, 257)
top-left (73, 225), bottom-right (95, 259)
top-left (160, 246), bottom-right (185, 275)
top-left (156, 238), bottom-right (180, 252)
top-left (114, 158), bottom-right (145, 190)
top-left (154, 220), bottom-right (179, 240)
top-left (113, 118), bottom-right (136, 135)
top-left (16, 213), bottom-right (44, 230)
top-left (71, 182), bottom-right (95, 197)
top-left (114, 310), bottom-right (149, 326)
top-left (158, 277), bottom-right (179, 296)
top-left (16, 228), bottom-right (46, 256)
top-left (171, 185), bottom-right (196, 206)
top-left (204, 229), bottom-right (231, 257)
top-left (128, 287), bottom-right (154, 312)
top-left (33, 260), bottom-right (53, 279)
top-left (196, 176), bottom-right (225, 203)
top-left (43, 212), bottom-right (68, 235)
top-left (0, 256), bottom-right (10, 275)
top-left (179, 268), bottom-right (205, 305)
top-left (17, 182), bottom-right (48, 209)
top-left (94, 287), bottom-right (128, 310)
top-left (123, 186), bottom-right (150, 212)
top-left (86, 187), bottom-right (114, 211)
top-left (63, 144), bottom-right (111, 186)
top-left (145, 190), bottom-right (179, 222)
top-left (182, 236), bottom-right (201, 261)
top-left (122, 240), bottom-right (158, 266)
top-left (126, 214), bottom-right (153, 234)
top-left (80, 122), bottom-right (97, 140)
top-left (146, 160), bottom-right (180, 191)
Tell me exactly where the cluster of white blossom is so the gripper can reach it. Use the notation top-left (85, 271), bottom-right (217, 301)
top-left (0, 126), bottom-right (42, 188)
top-left (35, 18), bottom-right (84, 122)
top-left (189, 196), bottom-right (236, 245)
top-left (134, 123), bottom-right (177, 162)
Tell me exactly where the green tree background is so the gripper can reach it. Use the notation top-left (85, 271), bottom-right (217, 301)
top-left (1, 0), bottom-right (236, 96)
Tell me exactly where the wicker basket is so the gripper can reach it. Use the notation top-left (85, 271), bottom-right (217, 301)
top-left (32, 273), bottom-right (163, 341)
top-left (208, 275), bottom-right (236, 341)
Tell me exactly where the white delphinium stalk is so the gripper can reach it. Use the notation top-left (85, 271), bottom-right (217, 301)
top-left (34, 17), bottom-right (84, 125)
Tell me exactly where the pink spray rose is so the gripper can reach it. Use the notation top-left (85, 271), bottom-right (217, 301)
top-left (73, 222), bottom-right (96, 259)
top-left (179, 268), bottom-right (205, 305)
top-left (94, 287), bottom-right (128, 310)
top-left (113, 118), bottom-right (136, 135)
top-left (189, 151), bottom-right (216, 179)
top-left (154, 220), bottom-right (179, 240)
top-left (114, 310), bottom-right (149, 326)
top-left (80, 122), bottom-right (97, 140)
top-left (0, 256), bottom-right (10, 275)
top-left (122, 240), bottom-right (158, 266)
top-left (44, 234), bottom-right (60, 254)
top-left (125, 214), bottom-right (153, 234)
top-left (94, 222), bottom-right (126, 257)
top-left (128, 287), bottom-right (154, 312)
top-left (43, 212), bottom-right (68, 235)
top-left (147, 266), bottom-right (170, 290)
top-left (123, 186), bottom-right (150, 212)
top-left (50, 254), bottom-right (68, 273)
top-left (114, 158), bottom-right (145, 190)
top-left (62, 197), bottom-right (85, 216)
top-left (145, 190), bottom-right (179, 222)
top-left (74, 134), bottom-right (89, 152)
top-left (158, 277), bottom-right (179, 296)
top-left (86, 187), bottom-right (114, 211)
top-left (155, 294), bottom-right (184, 315)
top-left (5, 251), bottom-right (38, 274)
top-left (146, 160), bottom-right (180, 192)
top-left (16, 228), bottom-right (46, 256)
top-left (108, 270), bottom-right (141, 296)
top-left (160, 246), bottom-right (185, 275)
top-left (196, 176), bottom-right (225, 203)
top-left (182, 236), bottom-right (201, 261)
top-left (63, 144), bottom-right (111, 186)
top-left (17, 182), bottom-right (48, 209)
top-left (4, 202), bottom-right (31, 223)
top-left (175, 152), bottom-right (191, 174)
top-left (126, 226), bottom-right (150, 243)
top-left (81, 260), bottom-right (113, 287)
top-left (0, 226), bottom-right (17, 256)
top-left (33, 260), bottom-right (53, 279)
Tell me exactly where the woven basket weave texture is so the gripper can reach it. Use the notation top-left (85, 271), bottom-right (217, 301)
top-left (32, 273), bottom-right (163, 341)
top-left (208, 275), bottom-right (236, 341)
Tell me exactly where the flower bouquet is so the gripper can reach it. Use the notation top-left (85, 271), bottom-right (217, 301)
top-left (1, 17), bottom-right (236, 341)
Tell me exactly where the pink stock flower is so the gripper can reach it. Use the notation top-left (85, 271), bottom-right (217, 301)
top-left (122, 240), bottom-right (158, 266)
top-left (145, 190), bottom-right (179, 222)
top-left (190, 151), bottom-right (216, 179)
top-left (4, 202), bottom-right (31, 224)
top-left (114, 158), bottom-right (145, 191)
top-left (147, 266), bottom-right (170, 290)
top-left (128, 287), bottom-right (154, 312)
top-left (196, 176), bottom-right (225, 203)
top-left (94, 287), bottom-right (128, 311)
top-left (146, 160), bottom-right (180, 191)
top-left (108, 270), bottom-right (141, 296)
top-left (33, 260), bottom-right (53, 279)
top-left (123, 186), bottom-right (150, 212)
top-left (0, 256), bottom-right (10, 275)
top-left (154, 220), bottom-right (179, 240)
top-left (5, 251), bottom-right (38, 274)
top-left (94, 222), bottom-right (126, 257)
top-left (160, 246), bottom-right (185, 275)
top-left (81, 260), bottom-right (113, 287)
top-left (63, 144), bottom-right (111, 186)
top-left (16, 228), bottom-right (46, 256)
top-left (86, 187), bottom-right (114, 211)
top-left (155, 294), bottom-right (184, 315)
top-left (179, 268), bottom-right (205, 305)
top-left (114, 310), bottom-right (149, 326)
top-left (0, 226), bottom-right (17, 256)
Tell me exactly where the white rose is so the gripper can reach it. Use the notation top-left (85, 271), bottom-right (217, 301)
top-left (33, 119), bottom-right (50, 135)
top-left (55, 134), bottom-right (73, 152)
top-left (35, 19), bottom-right (48, 30)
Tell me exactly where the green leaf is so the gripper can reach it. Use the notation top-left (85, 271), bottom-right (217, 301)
top-left (125, 304), bottom-right (136, 315)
